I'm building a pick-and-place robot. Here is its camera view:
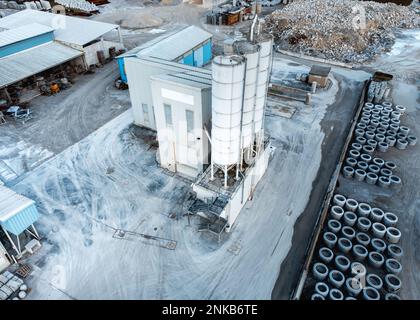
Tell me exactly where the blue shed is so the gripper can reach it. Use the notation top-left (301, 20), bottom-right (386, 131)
top-left (116, 26), bottom-right (213, 84)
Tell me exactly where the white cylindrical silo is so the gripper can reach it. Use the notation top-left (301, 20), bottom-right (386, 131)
top-left (233, 41), bottom-right (260, 150)
top-left (211, 55), bottom-right (246, 167)
top-left (254, 34), bottom-right (273, 134)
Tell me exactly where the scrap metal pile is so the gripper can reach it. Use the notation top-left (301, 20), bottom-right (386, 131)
top-left (264, 0), bottom-right (419, 63)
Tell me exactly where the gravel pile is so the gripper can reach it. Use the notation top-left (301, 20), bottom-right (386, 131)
top-left (264, 0), bottom-right (419, 63)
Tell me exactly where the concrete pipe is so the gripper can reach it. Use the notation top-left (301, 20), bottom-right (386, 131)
top-left (327, 219), bottom-right (342, 234)
top-left (360, 153), bottom-right (372, 163)
top-left (371, 109), bottom-right (381, 116)
top-left (389, 175), bottom-right (402, 187)
top-left (328, 270), bottom-right (345, 288)
top-left (323, 231), bottom-right (338, 249)
top-left (364, 131), bottom-right (375, 140)
top-left (345, 199), bottom-right (358, 212)
top-left (371, 238), bottom-right (387, 253)
top-left (368, 164), bottom-right (380, 174)
top-left (387, 244), bottom-right (403, 260)
top-left (378, 176), bottom-right (391, 188)
top-left (357, 217), bottom-right (372, 232)
top-left (342, 166), bottom-right (355, 179)
top-left (311, 293), bottom-right (325, 300)
top-left (354, 129), bottom-right (365, 138)
top-left (357, 122), bottom-right (367, 130)
top-left (333, 194), bottom-right (347, 207)
top-left (355, 136), bottom-right (367, 145)
top-left (385, 161), bottom-right (397, 170)
top-left (364, 102), bottom-right (374, 109)
top-left (385, 227), bottom-right (401, 244)
top-left (366, 273), bottom-right (383, 290)
top-left (363, 106), bottom-right (373, 113)
top-left (345, 157), bottom-right (357, 167)
top-left (345, 296), bottom-right (357, 300)
top-left (362, 111), bottom-right (371, 118)
top-left (375, 133), bottom-right (386, 142)
top-left (350, 262), bottom-right (367, 279)
top-left (372, 157), bottom-right (385, 167)
top-left (357, 203), bottom-right (371, 218)
top-left (367, 125), bottom-right (376, 133)
top-left (365, 172), bottom-right (378, 185)
top-left (343, 212), bottom-right (357, 227)
top-left (397, 132), bottom-right (407, 140)
top-left (352, 244), bottom-right (368, 261)
top-left (372, 222), bottom-right (386, 238)
top-left (313, 262), bottom-right (329, 281)
top-left (360, 117), bottom-right (370, 125)
top-left (380, 116), bottom-right (390, 124)
top-left (366, 139), bottom-right (377, 149)
top-left (370, 119), bottom-right (380, 128)
top-left (370, 207), bottom-right (384, 222)
top-left (395, 139), bottom-right (408, 150)
top-left (385, 293), bottom-right (401, 300)
top-left (334, 255), bottom-right (351, 272)
top-left (386, 129), bottom-right (397, 137)
top-left (395, 105), bottom-right (406, 114)
top-left (362, 287), bottom-right (380, 300)
top-left (356, 161), bottom-right (368, 171)
top-left (385, 258), bottom-right (402, 275)
top-left (385, 136), bottom-right (396, 147)
top-left (380, 168), bottom-right (393, 177)
top-left (341, 226), bottom-right (356, 241)
top-left (398, 126), bottom-right (410, 136)
top-left (351, 142), bottom-right (363, 151)
top-left (345, 277), bottom-right (362, 297)
top-left (390, 118), bottom-right (400, 126)
top-left (330, 206), bottom-right (345, 220)
top-left (337, 237), bottom-right (353, 254)
top-left (389, 123), bottom-right (399, 132)
top-left (371, 113), bottom-right (381, 121)
top-left (384, 274), bottom-right (402, 292)
top-left (379, 122), bottom-right (389, 130)
top-left (376, 127), bottom-right (387, 135)
top-left (377, 142), bottom-right (389, 153)
top-left (390, 111), bottom-right (401, 120)
top-left (374, 104), bottom-right (383, 111)
top-left (382, 102), bottom-right (392, 108)
top-left (355, 232), bottom-right (371, 247)
top-left (354, 169), bottom-right (366, 182)
top-left (381, 111), bottom-right (391, 118)
top-left (362, 145), bottom-right (375, 154)
top-left (407, 135), bottom-right (417, 146)
top-left (368, 252), bottom-right (385, 269)
top-left (348, 149), bottom-right (360, 159)
top-left (319, 247), bottom-right (334, 264)
top-left (328, 288), bottom-right (344, 300)
top-left (383, 212), bottom-right (398, 227)
top-left (315, 282), bottom-right (330, 297)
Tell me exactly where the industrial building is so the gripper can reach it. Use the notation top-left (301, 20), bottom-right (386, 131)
top-left (0, 9), bottom-right (124, 67)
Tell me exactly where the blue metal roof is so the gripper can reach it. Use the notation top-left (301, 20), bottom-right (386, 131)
top-left (1, 204), bottom-right (40, 236)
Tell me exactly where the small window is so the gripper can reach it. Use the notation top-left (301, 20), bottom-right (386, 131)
top-left (142, 103), bottom-right (149, 124)
top-left (164, 104), bottom-right (172, 126)
top-left (186, 110), bottom-right (194, 133)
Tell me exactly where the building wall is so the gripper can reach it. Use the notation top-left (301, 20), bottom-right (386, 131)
top-left (0, 241), bottom-right (10, 272)
top-left (0, 31), bottom-right (54, 58)
top-left (83, 39), bottom-right (124, 67)
top-left (151, 79), bottom-right (211, 177)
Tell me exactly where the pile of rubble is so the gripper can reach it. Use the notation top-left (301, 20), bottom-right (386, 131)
top-left (264, 0), bottom-right (419, 63)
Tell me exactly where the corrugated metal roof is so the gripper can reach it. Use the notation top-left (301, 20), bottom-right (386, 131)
top-left (0, 185), bottom-right (34, 223)
top-left (131, 56), bottom-right (213, 75)
top-left (0, 23), bottom-right (53, 48)
top-left (120, 26), bottom-right (212, 61)
top-left (0, 42), bottom-right (83, 88)
top-left (152, 71), bottom-right (212, 89)
top-left (0, 10), bottom-right (118, 46)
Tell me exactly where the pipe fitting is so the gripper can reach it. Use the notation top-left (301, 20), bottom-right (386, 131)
top-left (356, 161), bottom-right (368, 171)
top-left (371, 238), bottom-right (386, 253)
top-left (378, 176), bottom-right (391, 188)
top-left (370, 207), bottom-right (384, 222)
top-left (384, 274), bottom-right (402, 292)
top-left (368, 252), bottom-right (385, 269)
top-left (313, 262), bottom-right (329, 281)
top-left (366, 273), bottom-right (383, 290)
top-left (328, 270), bottom-right (345, 288)
top-left (395, 139), bottom-right (408, 150)
top-left (337, 237), bottom-right (353, 254)
top-left (357, 203), bottom-right (371, 218)
top-left (343, 212), bottom-right (357, 227)
top-left (372, 222), bottom-right (386, 238)
top-left (333, 194), bottom-right (347, 207)
top-left (355, 232), bottom-right (371, 247)
top-left (318, 247), bottom-right (334, 264)
top-left (377, 141), bottom-right (389, 153)
top-left (354, 169), bottom-right (366, 181)
top-left (330, 205), bottom-right (345, 220)
top-left (341, 226), bottom-right (356, 241)
top-left (327, 219), bottom-right (342, 234)
top-left (352, 244), bottom-right (368, 261)
top-left (362, 287), bottom-right (380, 300)
top-left (385, 258), bottom-right (402, 275)
top-left (345, 277), bottom-right (362, 297)
top-left (407, 135), bottom-right (417, 146)
top-left (360, 153), bottom-right (371, 163)
top-left (323, 231), bottom-right (338, 249)
top-left (345, 198), bottom-right (358, 212)
top-left (383, 212), bottom-right (398, 227)
top-left (334, 255), bottom-right (351, 272)
top-left (345, 157), bottom-right (357, 167)
top-left (365, 172), bottom-right (378, 185)
top-left (329, 288), bottom-right (344, 300)
top-left (387, 244), bottom-right (403, 260)
top-left (315, 282), bottom-right (330, 298)
top-left (385, 227), bottom-right (401, 244)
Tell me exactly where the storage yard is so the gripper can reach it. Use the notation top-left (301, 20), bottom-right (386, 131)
top-left (0, 0), bottom-right (419, 301)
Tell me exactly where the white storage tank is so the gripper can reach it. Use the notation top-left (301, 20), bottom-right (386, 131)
top-left (233, 40), bottom-right (260, 149)
top-left (211, 55), bottom-right (246, 167)
top-left (254, 34), bottom-right (273, 134)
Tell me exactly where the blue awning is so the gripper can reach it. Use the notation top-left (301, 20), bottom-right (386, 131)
top-left (1, 203), bottom-right (40, 236)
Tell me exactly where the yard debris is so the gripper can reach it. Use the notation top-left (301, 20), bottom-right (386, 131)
top-left (264, 0), bottom-right (419, 63)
